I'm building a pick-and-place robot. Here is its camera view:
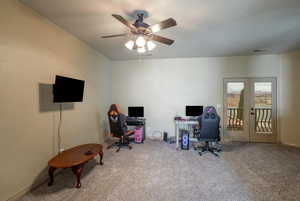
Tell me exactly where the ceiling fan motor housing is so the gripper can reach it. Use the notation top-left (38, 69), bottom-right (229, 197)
top-left (133, 13), bottom-right (150, 28)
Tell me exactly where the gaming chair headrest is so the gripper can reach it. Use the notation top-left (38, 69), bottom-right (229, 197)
top-left (203, 106), bottom-right (218, 120)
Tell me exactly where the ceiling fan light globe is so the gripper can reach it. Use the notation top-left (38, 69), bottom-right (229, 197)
top-left (147, 41), bottom-right (156, 51)
top-left (136, 36), bottom-right (146, 47)
top-left (125, 40), bottom-right (134, 50)
top-left (151, 24), bottom-right (160, 33)
top-left (137, 46), bottom-right (146, 53)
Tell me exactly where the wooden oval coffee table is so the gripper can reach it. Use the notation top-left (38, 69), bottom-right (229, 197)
top-left (48, 143), bottom-right (103, 188)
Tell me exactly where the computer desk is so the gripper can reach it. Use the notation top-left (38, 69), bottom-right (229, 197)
top-left (126, 118), bottom-right (146, 142)
top-left (174, 117), bottom-right (199, 149)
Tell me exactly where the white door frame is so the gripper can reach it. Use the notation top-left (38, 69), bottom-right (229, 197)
top-left (223, 77), bottom-right (278, 143)
top-left (249, 78), bottom-right (277, 143)
top-left (223, 78), bottom-right (250, 141)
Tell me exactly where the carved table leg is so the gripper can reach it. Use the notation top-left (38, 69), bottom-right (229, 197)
top-left (48, 166), bottom-right (57, 186)
top-left (99, 151), bottom-right (103, 165)
top-left (72, 164), bottom-right (84, 188)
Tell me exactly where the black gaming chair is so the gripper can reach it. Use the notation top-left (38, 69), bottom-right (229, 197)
top-left (196, 106), bottom-right (221, 156)
top-left (107, 113), bottom-right (133, 152)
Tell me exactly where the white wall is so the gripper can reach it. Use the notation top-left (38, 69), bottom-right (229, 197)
top-left (2, 1), bottom-right (299, 200)
top-left (111, 56), bottom-right (280, 138)
top-left (0, 1), bottom-right (111, 201)
top-left (280, 50), bottom-right (300, 147)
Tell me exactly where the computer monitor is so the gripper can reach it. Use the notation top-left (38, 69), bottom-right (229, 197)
top-left (128, 107), bottom-right (144, 117)
top-left (186, 106), bottom-right (203, 117)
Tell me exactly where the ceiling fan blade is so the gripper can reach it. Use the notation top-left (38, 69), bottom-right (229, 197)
top-left (150, 18), bottom-right (177, 33)
top-left (112, 14), bottom-right (136, 31)
top-left (152, 35), bottom-right (174, 45)
top-left (102, 34), bottom-right (127, 38)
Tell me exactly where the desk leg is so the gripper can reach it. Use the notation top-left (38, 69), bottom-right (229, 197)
top-left (48, 167), bottom-right (56, 186)
top-left (72, 164), bottom-right (84, 188)
top-left (99, 151), bottom-right (103, 165)
top-left (175, 123), bottom-right (179, 150)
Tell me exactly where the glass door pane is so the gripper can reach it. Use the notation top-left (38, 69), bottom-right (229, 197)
top-left (224, 79), bottom-right (250, 142)
top-left (249, 78), bottom-right (277, 143)
top-left (226, 82), bottom-right (245, 130)
top-left (254, 82), bottom-right (272, 134)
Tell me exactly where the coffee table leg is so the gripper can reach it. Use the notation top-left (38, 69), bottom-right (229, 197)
top-left (99, 151), bottom-right (103, 165)
top-left (72, 164), bottom-right (84, 188)
top-left (48, 167), bottom-right (56, 186)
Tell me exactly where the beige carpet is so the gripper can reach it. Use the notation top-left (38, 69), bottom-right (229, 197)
top-left (19, 141), bottom-right (300, 201)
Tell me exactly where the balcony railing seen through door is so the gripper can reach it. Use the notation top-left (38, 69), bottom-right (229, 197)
top-left (226, 107), bottom-right (272, 133)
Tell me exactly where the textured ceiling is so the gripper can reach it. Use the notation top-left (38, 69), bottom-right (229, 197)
top-left (21, 0), bottom-right (300, 60)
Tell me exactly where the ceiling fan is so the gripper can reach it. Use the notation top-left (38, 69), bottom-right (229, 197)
top-left (102, 12), bottom-right (177, 53)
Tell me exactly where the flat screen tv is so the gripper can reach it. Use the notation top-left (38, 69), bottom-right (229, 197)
top-left (128, 107), bottom-right (144, 117)
top-left (53, 75), bottom-right (85, 103)
top-left (186, 106), bottom-right (203, 117)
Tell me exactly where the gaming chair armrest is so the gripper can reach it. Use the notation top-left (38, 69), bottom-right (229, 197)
top-left (126, 130), bottom-right (135, 136)
top-left (110, 133), bottom-right (123, 139)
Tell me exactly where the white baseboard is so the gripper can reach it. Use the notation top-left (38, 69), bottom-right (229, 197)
top-left (6, 186), bottom-right (30, 201)
top-left (281, 142), bottom-right (300, 149)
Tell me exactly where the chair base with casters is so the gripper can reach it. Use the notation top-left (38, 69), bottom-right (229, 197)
top-left (195, 141), bottom-right (221, 157)
top-left (107, 136), bottom-right (132, 152)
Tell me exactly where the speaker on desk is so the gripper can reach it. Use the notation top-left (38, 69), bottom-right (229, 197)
top-left (180, 130), bottom-right (190, 150)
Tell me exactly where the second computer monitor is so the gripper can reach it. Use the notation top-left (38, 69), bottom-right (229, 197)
top-left (186, 106), bottom-right (203, 117)
top-left (128, 106), bottom-right (144, 118)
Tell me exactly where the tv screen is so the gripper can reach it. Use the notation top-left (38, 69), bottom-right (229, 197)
top-left (128, 107), bottom-right (144, 117)
top-left (53, 75), bottom-right (85, 103)
top-left (186, 106), bottom-right (203, 117)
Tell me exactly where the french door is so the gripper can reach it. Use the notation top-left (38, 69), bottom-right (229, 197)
top-left (224, 78), bottom-right (277, 143)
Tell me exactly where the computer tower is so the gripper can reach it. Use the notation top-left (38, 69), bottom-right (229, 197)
top-left (180, 130), bottom-right (190, 150)
top-left (163, 132), bottom-right (168, 142)
top-left (134, 127), bottom-right (143, 143)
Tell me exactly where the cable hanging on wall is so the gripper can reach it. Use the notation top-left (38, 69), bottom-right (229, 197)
top-left (57, 103), bottom-right (63, 153)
